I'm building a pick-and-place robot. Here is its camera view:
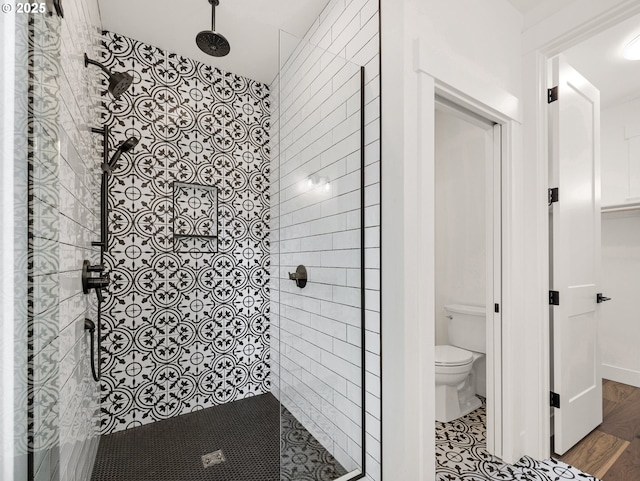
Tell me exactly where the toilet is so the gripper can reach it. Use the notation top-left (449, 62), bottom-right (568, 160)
top-left (435, 304), bottom-right (486, 423)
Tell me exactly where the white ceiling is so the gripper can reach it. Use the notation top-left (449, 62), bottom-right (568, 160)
top-left (98, 0), bottom-right (640, 105)
top-left (97, 0), bottom-right (330, 85)
top-left (564, 13), bottom-right (640, 108)
top-left (506, 0), bottom-right (578, 29)
top-left (506, 0), bottom-right (545, 14)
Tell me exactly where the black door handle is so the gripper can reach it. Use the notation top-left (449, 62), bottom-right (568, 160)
top-left (597, 293), bottom-right (611, 303)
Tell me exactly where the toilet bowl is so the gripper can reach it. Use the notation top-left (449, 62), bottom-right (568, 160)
top-left (435, 345), bottom-right (483, 422)
top-left (435, 304), bottom-right (486, 423)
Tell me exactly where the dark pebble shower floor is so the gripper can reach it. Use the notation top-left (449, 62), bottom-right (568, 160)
top-left (90, 393), bottom-right (347, 481)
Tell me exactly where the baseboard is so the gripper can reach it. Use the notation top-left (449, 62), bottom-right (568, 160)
top-left (602, 363), bottom-right (640, 388)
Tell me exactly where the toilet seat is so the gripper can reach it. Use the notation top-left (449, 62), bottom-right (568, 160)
top-left (435, 345), bottom-right (473, 367)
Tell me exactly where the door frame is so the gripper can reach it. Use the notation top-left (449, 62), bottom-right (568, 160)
top-left (433, 98), bottom-right (504, 456)
top-left (522, 0), bottom-right (640, 461)
top-left (426, 76), bottom-right (516, 462)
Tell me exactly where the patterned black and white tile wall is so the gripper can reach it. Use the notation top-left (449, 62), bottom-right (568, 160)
top-left (98, 32), bottom-right (270, 435)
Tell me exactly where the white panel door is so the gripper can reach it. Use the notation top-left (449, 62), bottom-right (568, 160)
top-left (549, 55), bottom-right (602, 456)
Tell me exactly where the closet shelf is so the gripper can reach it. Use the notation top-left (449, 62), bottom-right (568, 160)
top-left (601, 202), bottom-right (640, 213)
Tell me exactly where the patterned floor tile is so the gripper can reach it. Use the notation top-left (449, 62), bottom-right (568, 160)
top-left (436, 399), bottom-right (601, 481)
top-left (507, 456), bottom-right (601, 481)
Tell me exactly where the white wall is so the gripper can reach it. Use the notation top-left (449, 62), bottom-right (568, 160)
top-left (599, 97), bottom-right (640, 387)
top-left (434, 109), bottom-right (487, 346)
top-left (414, 0), bottom-right (523, 106)
top-left (601, 211), bottom-right (640, 387)
top-left (601, 97), bottom-right (640, 207)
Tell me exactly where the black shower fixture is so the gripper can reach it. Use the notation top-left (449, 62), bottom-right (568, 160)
top-left (196, 0), bottom-right (231, 57)
top-left (90, 127), bottom-right (139, 255)
top-left (106, 136), bottom-right (139, 172)
top-left (84, 53), bottom-right (134, 98)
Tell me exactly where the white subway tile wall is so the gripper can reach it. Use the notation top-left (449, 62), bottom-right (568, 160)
top-left (57, 1), bottom-right (104, 479)
top-left (29, 1), bottom-right (104, 481)
top-left (270, 0), bottom-right (380, 478)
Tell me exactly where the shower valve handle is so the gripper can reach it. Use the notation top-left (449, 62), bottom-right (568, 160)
top-left (288, 265), bottom-right (308, 289)
top-left (82, 260), bottom-right (110, 299)
top-left (85, 275), bottom-right (110, 290)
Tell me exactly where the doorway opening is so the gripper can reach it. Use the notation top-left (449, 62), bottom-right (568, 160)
top-left (433, 97), bottom-right (503, 476)
top-left (547, 12), bottom-right (640, 479)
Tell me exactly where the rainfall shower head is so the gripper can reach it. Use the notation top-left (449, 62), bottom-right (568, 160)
top-left (104, 136), bottom-right (139, 173)
top-left (84, 53), bottom-right (134, 98)
top-left (196, 0), bottom-right (230, 57)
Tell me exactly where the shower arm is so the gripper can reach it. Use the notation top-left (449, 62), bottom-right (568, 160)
top-left (84, 53), bottom-right (112, 77)
top-left (210, 0), bottom-right (219, 30)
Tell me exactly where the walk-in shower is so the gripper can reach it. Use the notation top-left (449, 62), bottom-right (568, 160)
top-left (24, 2), bottom-right (367, 480)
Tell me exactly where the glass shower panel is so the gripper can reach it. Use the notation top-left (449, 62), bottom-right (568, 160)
top-left (276, 31), bottom-right (365, 481)
top-left (27, 9), bottom-right (63, 481)
top-left (8, 9), bottom-right (34, 481)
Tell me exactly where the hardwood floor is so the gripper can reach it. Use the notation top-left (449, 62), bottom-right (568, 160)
top-left (556, 379), bottom-right (640, 480)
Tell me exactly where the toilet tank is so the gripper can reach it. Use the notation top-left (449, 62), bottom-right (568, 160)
top-left (445, 304), bottom-right (486, 354)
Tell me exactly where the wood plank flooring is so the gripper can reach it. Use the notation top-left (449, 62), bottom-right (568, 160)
top-left (556, 379), bottom-right (640, 480)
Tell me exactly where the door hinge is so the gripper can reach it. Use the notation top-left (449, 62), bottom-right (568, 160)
top-left (494, 303), bottom-right (500, 313)
top-left (548, 86), bottom-right (558, 103)
top-left (550, 391), bottom-right (561, 408)
top-left (548, 187), bottom-right (559, 205)
top-left (549, 290), bottom-right (560, 306)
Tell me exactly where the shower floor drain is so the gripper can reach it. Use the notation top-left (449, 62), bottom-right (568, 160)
top-left (201, 450), bottom-right (225, 468)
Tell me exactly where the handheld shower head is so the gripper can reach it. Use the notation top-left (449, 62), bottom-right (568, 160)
top-left (196, 0), bottom-right (230, 57)
top-left (84, 53), bottom-right (134, 99)
top-left (104, 136), bottom-right (139, 173)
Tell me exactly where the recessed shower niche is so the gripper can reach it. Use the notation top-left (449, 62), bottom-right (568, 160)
top-left (173, 182), bottom-right (219, 253)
